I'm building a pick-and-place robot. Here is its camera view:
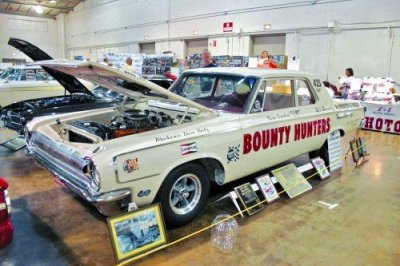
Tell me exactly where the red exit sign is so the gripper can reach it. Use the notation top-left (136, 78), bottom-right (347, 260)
top-left (223, 22), bottom-right (233, 32)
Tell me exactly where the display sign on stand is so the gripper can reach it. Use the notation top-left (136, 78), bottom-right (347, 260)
top-left (234, 183), bottom-right (264, 215)
top-left (348, 137), bottom-right (368, 164)
top-left (311, 157), bottom-right (330, 179)
top-left (328, 130), bottom-right (343, 171)
top-left (271, 164), bottom-right (312, 198)
top-left (256, 175), bottom-right (280, 203)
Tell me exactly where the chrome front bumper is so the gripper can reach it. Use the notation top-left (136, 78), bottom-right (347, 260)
top-left (30, 150), bottom-right (131, 216)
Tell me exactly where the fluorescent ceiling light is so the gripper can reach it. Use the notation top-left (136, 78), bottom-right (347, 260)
top-left (35, 5), bottom-right (43, 14)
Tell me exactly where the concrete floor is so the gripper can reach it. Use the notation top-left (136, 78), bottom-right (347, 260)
top-left (0, 128), bottom-right (399, 266)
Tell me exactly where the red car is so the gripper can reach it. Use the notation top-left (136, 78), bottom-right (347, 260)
top-left (0, 178), bottom-right (13, 248)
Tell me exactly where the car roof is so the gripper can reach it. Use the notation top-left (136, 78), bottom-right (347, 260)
top-left (185, 67), bottom-right (316, 79)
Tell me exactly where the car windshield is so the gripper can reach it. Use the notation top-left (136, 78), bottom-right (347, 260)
top-left (170, 74), bottom-right (258, 113)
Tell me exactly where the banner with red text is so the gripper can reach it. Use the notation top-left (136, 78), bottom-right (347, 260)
top-left (360, 102), bottom-right (400, 134)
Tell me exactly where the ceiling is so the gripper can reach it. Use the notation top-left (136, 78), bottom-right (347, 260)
top-left (0, 0), bottom-right (83, 19)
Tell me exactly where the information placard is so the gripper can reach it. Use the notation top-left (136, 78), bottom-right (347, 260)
top-left (256, 175), bottom-right (280, 203)
top-left (234, 183), bottom-right (264, 215)
top-left (311, 157), bottom-right (330, 179)
top-left (328, 130), bottom-right (343, 171)
top-left (272, 164), bottom-right (312, 198)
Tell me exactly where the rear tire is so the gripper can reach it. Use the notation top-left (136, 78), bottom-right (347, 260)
top-left (157, 163), bottom-right (210, 227)
top-left (309, 141), bottom-right (330, 170)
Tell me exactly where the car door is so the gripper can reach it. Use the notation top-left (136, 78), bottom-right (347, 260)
top-left (238, 77), bottom-right (327, 178)
top-left (293, 78), bottom-right (333, 153)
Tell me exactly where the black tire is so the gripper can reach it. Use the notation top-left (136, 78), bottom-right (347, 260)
top-left (309, 141), bottom-right (330, 170)
top-left (157, 163), bottom-right (210, 227)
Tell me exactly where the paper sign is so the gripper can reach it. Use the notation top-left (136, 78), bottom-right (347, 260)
top-left (328, 130), bottom-right (343, 171)
top-left (256, 175), bottom-right (279, 203)
top-left (311, 157), bottom-right (330, 179)
top-left (272, 163), bottom-right (312, 198)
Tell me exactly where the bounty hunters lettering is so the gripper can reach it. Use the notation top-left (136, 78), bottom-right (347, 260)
top-left (243, 118), bottom-right (330, 154)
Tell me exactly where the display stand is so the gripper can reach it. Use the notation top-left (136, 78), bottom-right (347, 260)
top-left (346, 137), bottom-right (369, 166)
top-left (212, 163), bottom-right (314, 217)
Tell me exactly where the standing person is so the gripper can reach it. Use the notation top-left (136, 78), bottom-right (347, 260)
top-left (121, 57), bottom-right (137, 76)
top-left (164, 67), bottom-right (177, 81)
top-left (338, 68), bottom-right (354, 98)
top-left (257, 51), bottom-right (277, 69)
top-left (201, 49), bottom-right (216, 68)
top-left (257, 51), bottom-right (268, 68)
top-left (100, 57), bottom-right (109, 66)
top-left (267, 55), bottom-right (278, 68)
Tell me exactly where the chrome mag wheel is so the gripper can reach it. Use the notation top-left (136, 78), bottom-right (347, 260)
top-left (169, 173), bottom-right (202, 215)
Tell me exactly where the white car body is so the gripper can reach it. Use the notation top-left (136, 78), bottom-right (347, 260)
top-left (0, 65), bottom-right (64, 107)
top-left (25, 60), bottom-right (364, 225)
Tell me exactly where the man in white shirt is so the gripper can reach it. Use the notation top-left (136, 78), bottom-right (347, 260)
top-left (339, 68), bottom-right (354, 98)
top-left (121, 57), bottom-right (137, 76)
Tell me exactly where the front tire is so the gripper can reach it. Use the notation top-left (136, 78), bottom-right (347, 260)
top-left (157, 163), bottom-right (210, 227)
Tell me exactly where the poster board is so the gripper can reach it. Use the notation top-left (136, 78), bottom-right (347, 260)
top-left (311, 157), bottom-right (330, 179)
top-left (328, 130), bottom-right (343, 171)
top-left (272, 163), bottom-right (312, 198)
top-left (360, 102), bottom-right (400, 135)
top-left (234, 183), bottom-right (264, 215)
top-left (256, 174), bottom-right (280, 203)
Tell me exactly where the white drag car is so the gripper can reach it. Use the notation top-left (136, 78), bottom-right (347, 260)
top-left (25, 60), bottom-right (363, 226)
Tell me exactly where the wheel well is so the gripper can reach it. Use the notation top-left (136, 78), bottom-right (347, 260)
top-left (170, 158), bottom-right (226, 185)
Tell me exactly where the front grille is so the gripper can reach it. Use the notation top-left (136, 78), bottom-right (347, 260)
top-left (29, 132), bottom-right (97, 191)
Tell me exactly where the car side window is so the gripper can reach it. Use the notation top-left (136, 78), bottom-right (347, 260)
top-left (262, 79), bottom-right (295, 111)
top-left (296, 79), bottom-right (316, 106)
top-left (178, 75), bottom-right (216, 99)
top-left (250, 81), bottom-right (266, 113)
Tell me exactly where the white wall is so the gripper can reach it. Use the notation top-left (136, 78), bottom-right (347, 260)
top-left (0, 14), bottom-right (62, 62)
top-left (65, 0), bottom-right (400, 81)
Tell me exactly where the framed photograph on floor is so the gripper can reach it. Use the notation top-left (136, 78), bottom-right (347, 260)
top-left (107, 204), bottom-right (167, 263)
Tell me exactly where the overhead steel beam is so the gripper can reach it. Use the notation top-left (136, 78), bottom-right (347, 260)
top-left (0, 9), bottom-right (55, 19)
top-left (0, 0), bottom-right (75, 11)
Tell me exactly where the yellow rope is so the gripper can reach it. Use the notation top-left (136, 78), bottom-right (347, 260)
top-left (117, 129), bottom-right (384, 266)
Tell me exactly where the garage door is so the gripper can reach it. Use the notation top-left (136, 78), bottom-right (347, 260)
top-left (186, 39), bottom-right (208, 55)
top-left (252, 34), bottom-right (286, 56)
top-left (140, 43), bottom-right (156, 54)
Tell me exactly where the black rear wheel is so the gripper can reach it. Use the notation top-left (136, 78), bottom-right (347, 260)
top-left (309, 141), bottom-right (330, 170)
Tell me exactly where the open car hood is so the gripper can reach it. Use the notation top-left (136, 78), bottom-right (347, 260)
top-left (8, 38), bottom-right (92, 95)
top-left (30, 60), bottom-right (214, 114)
